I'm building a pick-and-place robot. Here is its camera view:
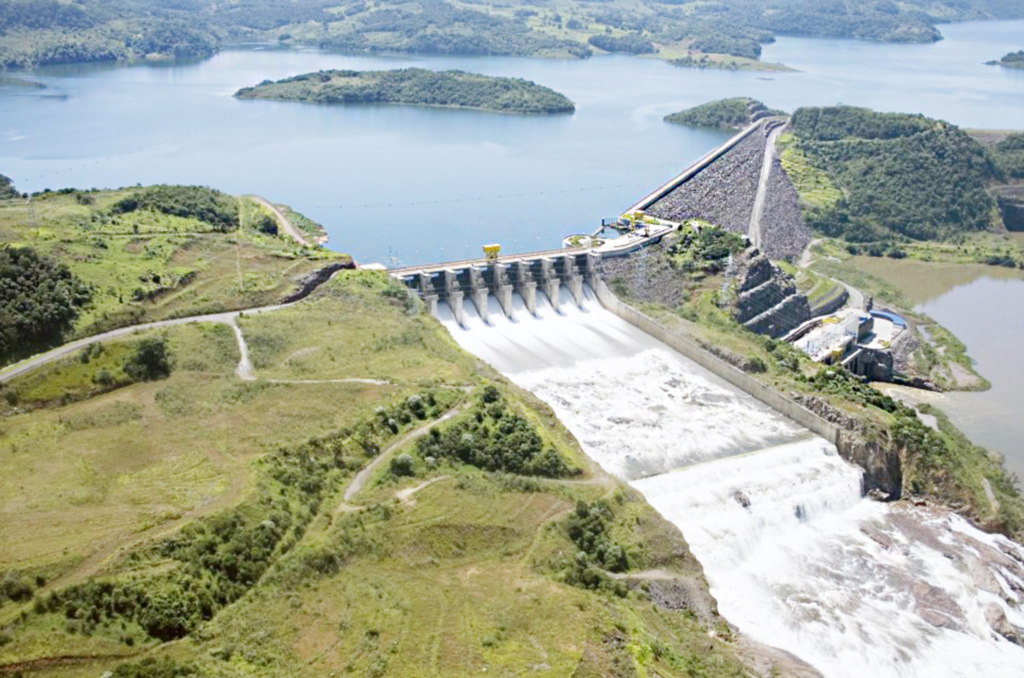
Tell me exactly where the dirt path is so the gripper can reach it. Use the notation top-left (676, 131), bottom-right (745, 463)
top-left (0, 259), bottom-right (353, 386)
top-left (246, 195), bottom-right (310, 247)
top-left (396, 476), bottom-right (451, 504)
top-left (342, 403), bottom-right (469, 505)
top-left (0, 307), bottom-right (287, 386)
top-left (231, 318), bottom-right (256, 381)
top-left (797, 237), bottom-right (865, 310)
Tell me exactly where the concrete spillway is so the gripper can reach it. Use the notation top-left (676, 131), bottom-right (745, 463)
top-left (435, 285), bottom-right (1024, 678)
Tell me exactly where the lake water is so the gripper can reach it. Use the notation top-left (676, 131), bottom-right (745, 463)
top-left (852, 257), bottom-right (1024, 483)
top-left (1, 20), bottom-right (1023, 266)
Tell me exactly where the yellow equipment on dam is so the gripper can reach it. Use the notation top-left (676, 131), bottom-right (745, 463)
top-left (483, 243), bottom-right (501, 262)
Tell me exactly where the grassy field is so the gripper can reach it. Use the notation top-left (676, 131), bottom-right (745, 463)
top-left (0, 271), bottom-right (761, 677)
top-left (778, 137), bottom-right (844, 210)
top-left (0, 189), bottom-right (349, 343)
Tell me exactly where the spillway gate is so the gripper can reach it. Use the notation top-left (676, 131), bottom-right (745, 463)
top-left (393, 250), bottom-right (603, 326)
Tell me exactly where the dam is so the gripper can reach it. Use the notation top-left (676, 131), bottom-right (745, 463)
top-left (389, 122), bottom-right (1024, 675)
top-left (429, 283), bottom-right (1024, 677)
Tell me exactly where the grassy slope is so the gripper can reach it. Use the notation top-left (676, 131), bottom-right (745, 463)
top-left (0, 271), bottom-right (757, 677)
top-left (0, 190), bottom-right (348, 342)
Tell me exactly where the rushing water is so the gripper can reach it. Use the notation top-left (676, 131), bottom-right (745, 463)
top-left (438, 287), bottom-right (1024, 676)
top-left (850, 256), bottom-right (1024, 483)
top-left (2, 21), bottom-right (1023, 265)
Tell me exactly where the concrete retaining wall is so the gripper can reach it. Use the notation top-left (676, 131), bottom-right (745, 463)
top-left (591, 279), bottom-right (843, 447)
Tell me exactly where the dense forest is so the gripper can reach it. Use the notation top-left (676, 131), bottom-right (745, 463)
top-left (0, 246), bottom-right (91, 364)
top-left (3, 0), bottom-right (1024, 68)
top-left (664, 97), bottom-right (781, 128)
top-left (991, 133), bottom-right (1024, 181)
top-left (236, 68), bottom-right (575, 114)
top-left (785, 107), bottom-right (1000, 242)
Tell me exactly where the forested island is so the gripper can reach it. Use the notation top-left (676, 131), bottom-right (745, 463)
top-left (235, 68), bottom-right (575, 115)
top-left (988, 50), bottom-right (1024, 68)
top-left (3, 0), bottom-right (1024, 70)
top-left (665, 97), bottom-right (783, 129)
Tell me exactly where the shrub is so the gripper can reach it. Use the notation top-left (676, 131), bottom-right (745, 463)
top-left (124, 337), bottom-right (173, 381)
top-left (390, 453), bottom-right (415, 476)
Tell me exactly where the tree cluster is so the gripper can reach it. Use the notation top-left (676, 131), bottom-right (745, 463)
top-left (111, 185), bottom-right (239, 232)
top-left (587, 32), bottom-right (656, 54)
top-left (995, 49), bottom-right (1024, 67)
top-left (237, 68), bottom-right (575, 115)
top-left (0, 246), bottom-right (91, 365)
top-left (561, 499), bottom-right (629, 594)
top-left (665, 97), bottom-right (770, 129)
top-left (416, 386), bottom-right (571, 477)
top-left (991, 133), bottom-right (1024, 180)
top-left (0, 173), bottom-right (18, 200)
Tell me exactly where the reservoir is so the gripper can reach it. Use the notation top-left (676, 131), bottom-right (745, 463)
top-left (1, 21), bottom-right (1023, 266)
top-left (852, 257), bottom-right (1024, 484)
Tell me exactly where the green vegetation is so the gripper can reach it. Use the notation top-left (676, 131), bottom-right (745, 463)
top-left (0, 246), bottom-right (91, 364)
top-left (236, 68), bottom-right (575, 115)
top-left (991, 132), bottom-right (1024, 180)
top-left (5, 0), bottom-right (1022, 69)
top-left (416, 385), bottom-right (572, 477)
top-left (0, 270), bottom-right (753, 677)
top-left (111, 185), bottom-right (239, 233)
top-left (989, 49), bottom-right (1024, 68)
top-left (0, 0), bottom-right (219, 68)
top-left (587, 32), bottom-right (655, 54)
top-left (0, 186), bottom-right (348, 345)
top-left (785, 106), bottom-right (1000, 241)
top-left (0, 174), bottom-right (17, 200)
top-left (664, 221), bottom-right (746, 274)
top-left (664, 97), bottom-right (782, 129)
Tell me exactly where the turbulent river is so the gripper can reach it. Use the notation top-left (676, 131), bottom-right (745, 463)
top-left (439, 287), bottom-right (1024, 677)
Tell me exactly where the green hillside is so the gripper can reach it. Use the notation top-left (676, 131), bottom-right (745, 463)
top-left (664, 97), bottom-right (783, 129)
top-left (0, 269), bottom-right (761, 677)
top-left (782, 106), bottom-right (1001, 241)
top-left (0, 184), bottom-right (346, 364)
top-left (3, 0), bottom-right (1023, 69)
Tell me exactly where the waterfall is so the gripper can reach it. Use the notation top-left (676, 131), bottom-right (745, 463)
top-left (437, 286), bottom-right (1024, 677)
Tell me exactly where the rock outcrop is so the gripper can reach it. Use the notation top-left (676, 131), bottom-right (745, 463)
top-left (731, 251), bottom-right (811, 338)
top-left (645, 131), bottom-right (765, 237)
top-left (761, 155), bottom-right (812, 260)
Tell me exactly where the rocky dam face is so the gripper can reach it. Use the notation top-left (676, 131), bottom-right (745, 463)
top-left (437, 285), bottom-right (1024, 677)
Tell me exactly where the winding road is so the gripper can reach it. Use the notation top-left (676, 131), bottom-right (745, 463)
top-left (246, 195), bottom-right (310, 247)
top-left (748, 122), bottom-right (785, 251)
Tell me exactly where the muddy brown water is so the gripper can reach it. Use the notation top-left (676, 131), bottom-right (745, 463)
top-left (850, 256), bottom-right (1024, 483)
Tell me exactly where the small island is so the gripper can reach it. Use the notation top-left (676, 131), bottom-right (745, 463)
top-left (235, 68), bottom-right (575, 114)
top-left (987, 50), bottom-right (1024, 68)
top-left (664, 98), bottom-right (785, 129)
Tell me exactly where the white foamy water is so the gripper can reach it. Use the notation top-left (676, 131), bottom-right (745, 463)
top-left (438, 287), bottom-right (1024, 677)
